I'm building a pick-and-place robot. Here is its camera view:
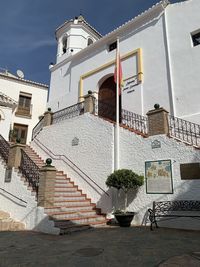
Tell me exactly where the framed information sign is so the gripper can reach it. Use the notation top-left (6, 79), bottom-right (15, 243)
top-left (145, 160), bottom-right (173, 194)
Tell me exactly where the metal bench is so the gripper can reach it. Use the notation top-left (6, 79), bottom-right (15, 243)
top-left (148, 200), bottom-right (200, 230)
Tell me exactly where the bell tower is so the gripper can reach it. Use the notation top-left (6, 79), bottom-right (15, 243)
top-left (55, 15), bottom-right (102, 63)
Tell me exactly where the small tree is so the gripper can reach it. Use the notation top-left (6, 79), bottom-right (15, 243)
top-left (106, 169), bottom-right (144, 212)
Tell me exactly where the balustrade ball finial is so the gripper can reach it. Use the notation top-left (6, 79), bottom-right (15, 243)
top-left (154, 104), bottom-right (160, 109)
top-left (46, 158), bottom-right (52, 166)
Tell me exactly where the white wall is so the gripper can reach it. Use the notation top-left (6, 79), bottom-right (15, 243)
top-left (0, 76), bottom-right (48, 143)
top-left (48, 6), bottom-right (171, 116)
top-left (49, 1), bottom-right (200, 124)
top-left (0, 158), bottom-right (59, 234)
top-left (32, 113), bottom-right (200, 230)
top-left (166, 0), bottom-right (200, 123)
top-left (31, 113), bottom-right (114, 214)
top-left (0, 106), bottom-right (12, 140)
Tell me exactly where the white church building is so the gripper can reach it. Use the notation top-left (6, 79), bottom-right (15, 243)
top-left (48, 0), bottom-right (200, 124)
top-left (0, 0), bottom-right (200, 234)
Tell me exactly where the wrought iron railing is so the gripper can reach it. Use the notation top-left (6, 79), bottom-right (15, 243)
top-left (168, 115), bottom-right (200, 147)
top-left (121, 109), bottom-right (148, 135)
top-left (94, 99), bottom-right (148, 135)
top-left (32, 116), bottom-right (44, 140)
top-left (52, 102), bottom-right (85, 124)
top-left (0, 187), bottom-right (27, 204)
top-left (0, 134), bottom-right (10, 163)
top-left (19, 149), bottom-right (40, 193)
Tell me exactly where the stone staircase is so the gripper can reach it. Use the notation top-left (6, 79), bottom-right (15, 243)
top-left (0, 211), bottom-right (25, 231)
top-left (23, 146), bottom-right (108, 234)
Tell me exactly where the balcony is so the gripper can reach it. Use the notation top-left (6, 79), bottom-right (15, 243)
top-left (15, 104), bottom-right (32, 118)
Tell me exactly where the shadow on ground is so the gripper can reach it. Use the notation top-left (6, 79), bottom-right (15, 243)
top-left (0, 226), bottom-right (199, 267)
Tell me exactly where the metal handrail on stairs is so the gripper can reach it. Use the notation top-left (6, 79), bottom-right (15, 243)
top-left (0, 187), bottom-right (27, 204)
top-left (34, 138), bottom-right (110, 197)
top-left (19, 150), bottom-right (40, 194)
top-left (0, 134), bottom-right (10, 163)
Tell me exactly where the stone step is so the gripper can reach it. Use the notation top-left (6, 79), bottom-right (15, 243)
top-left (53, 195), bottom-right (87, 201)
top-left (59, 220), bottom-right (108, 234)
top-left (48, 210), bottom-right (98, 220)
top-left (0, 211), bottom-right (25, 231)
top-left (45, 205), bottom-right (95, 213)
top-left (54, 188), bottom-right (81, 194)
top-left (55, 182), bottom-right (75, 188)
top-left (0, 211), bottom-right (10, 220)
top-left (0, 220), bottom-right (25, 231)
top-left (53, 200), bottom-right (92, 207)
top-left (54, 191), bottom-right (82, 196)
top-left (54, 186), bottom-right (78, 191)
top-left (54, 215), bottom-right (106, 226)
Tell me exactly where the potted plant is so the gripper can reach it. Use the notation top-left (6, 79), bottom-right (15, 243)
top-left (106, 169), bottom-right (144, 227)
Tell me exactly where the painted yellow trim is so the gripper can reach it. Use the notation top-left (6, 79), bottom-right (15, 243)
top-left (79, 48), bottom-right (143, 100)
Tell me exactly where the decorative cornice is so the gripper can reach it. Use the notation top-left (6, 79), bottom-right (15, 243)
top-left (0, 91), bottom-right (18, 108)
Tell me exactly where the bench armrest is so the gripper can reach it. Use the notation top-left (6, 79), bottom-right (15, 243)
top-left (148, 208), bottom-right (155, 223)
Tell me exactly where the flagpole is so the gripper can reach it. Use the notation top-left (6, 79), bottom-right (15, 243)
top-left (115, 37), bottom-right (120, 170)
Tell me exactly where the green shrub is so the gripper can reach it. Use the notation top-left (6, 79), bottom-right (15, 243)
top-left (106, 169), bottom-right (144, 211)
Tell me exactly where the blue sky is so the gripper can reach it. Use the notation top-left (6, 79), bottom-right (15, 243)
top-left (0, 0), bottom-right (177, 85)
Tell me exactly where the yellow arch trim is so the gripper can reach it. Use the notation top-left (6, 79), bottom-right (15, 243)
top-left (79, 48), bottom-right (143, 101)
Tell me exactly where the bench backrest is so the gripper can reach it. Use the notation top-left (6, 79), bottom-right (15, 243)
top-left (153, 200), bottom-right (200, 215)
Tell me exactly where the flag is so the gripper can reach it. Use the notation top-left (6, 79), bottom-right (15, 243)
top-left (114, 50), bottom-right (124, 95)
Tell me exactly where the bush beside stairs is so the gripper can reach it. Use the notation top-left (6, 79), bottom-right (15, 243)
top-left (23, 145), bottom-right (108, 234)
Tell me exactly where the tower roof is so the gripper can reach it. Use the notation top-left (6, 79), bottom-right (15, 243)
top-left (56, 15), bottom-right (102, 39)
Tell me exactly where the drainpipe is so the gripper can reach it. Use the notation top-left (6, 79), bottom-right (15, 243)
top-left (163, 8), bottom-right (176, 116)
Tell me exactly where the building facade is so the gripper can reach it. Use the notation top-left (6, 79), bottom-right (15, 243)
top-left (0, 70), bottom-right (48, 143)
top-left (48, 0), bottom-right (200, 124)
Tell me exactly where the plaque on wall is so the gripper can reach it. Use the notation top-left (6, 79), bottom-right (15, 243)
top-left (145, 160), bottom-right (173, 194)
top-left (72, 137), bottom-right (79, 146)
top-left (123, 76), bottom-right (138, 94)
top-left (180, 162), bottom-right (200, 180)
top-left (151, 140), bottom-right (161, 149)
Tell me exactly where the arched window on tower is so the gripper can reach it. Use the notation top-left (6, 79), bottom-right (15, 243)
top-left (87, 38), bottom-right (93, 46)
top-left (62, 36), bottom-right (68, 54)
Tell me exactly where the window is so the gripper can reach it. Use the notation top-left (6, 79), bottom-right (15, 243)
top-left (16, 93), bottom-right (32, 117)
top-left (191, 31), bottom-right (200, 47)
top-left (62, 36), bottom-right (68, 54)
top-left (87, 38), bottom-right (93, 46)
top-left (108, 41), bottom-right (117, 52)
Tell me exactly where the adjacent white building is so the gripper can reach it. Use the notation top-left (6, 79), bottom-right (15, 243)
top-left (0, 70), bottom-right (48, 143)
top-left (48, 0), bottom-right (200, 124)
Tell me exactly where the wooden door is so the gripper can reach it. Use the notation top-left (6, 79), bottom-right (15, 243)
top-left (12, 123), bottom-right (28, 144)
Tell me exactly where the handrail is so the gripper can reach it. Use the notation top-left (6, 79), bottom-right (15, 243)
top-left (19, 150), bottom-right (40, 194)
top-left (94, 99), bottom-right (148, 135)
top-left (0, 187), bottom-right (27, 204)
top-left (121, 108), bottom-right (148, 135)
top-left (34, 138), bottom-right (110, 197)
top-left (32, 116), bottom-right (44, 140)
top-left (168, 115), bottom-right (200, 147)
top-left (0, 134), bottom-right (10, 163)
top-left (52, 101), bottom-right (85, 124)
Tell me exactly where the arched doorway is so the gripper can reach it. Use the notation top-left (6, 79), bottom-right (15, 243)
top-left (98, 76), bottom-right (121, 121)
